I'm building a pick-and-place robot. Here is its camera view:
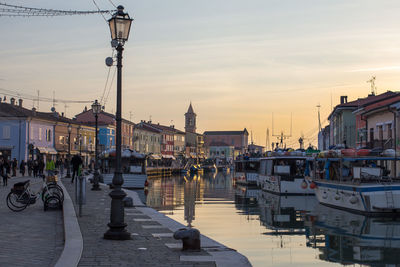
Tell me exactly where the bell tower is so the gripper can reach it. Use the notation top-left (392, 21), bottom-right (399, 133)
top-left (185, 102), bottom-right (196, 133)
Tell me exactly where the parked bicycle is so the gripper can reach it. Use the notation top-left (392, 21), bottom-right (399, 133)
top-left (6, 179), bottom-right (64, 212)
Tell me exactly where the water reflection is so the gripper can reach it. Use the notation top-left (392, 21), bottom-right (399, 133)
top-left (258, 191), bottom-right (317, 237)
top-left (305, 204), bottom-right (400, 265)
top-left (144, 171), bottom-right (400, 266)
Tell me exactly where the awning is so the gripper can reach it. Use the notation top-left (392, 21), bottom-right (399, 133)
top-left (162, 155), bottom-right (176, 160)
top-left (149, 154), bottom-right (161, 160)
top-left (37, 147), bottom-right (58, 155)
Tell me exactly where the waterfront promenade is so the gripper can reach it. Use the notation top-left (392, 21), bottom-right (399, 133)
top-left (0, 174), bottom-right (250, 267)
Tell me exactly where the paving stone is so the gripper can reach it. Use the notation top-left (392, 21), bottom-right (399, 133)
top-left (62, 178), bottom-right (215, 267)
top-left (0, 176), bottom-right (63, 267)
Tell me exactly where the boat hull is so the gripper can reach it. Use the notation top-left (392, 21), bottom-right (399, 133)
top-left (234, 172), bottom-right (258, 185)
top-left (315, 180), bottom-right (400, 215)
top-left (259, 174), bottom-right (314, 195)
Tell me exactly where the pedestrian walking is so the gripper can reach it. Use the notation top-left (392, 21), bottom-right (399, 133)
top-left (38, 158), bottom-right (45, 177)
top-left (64, 158), bottom-right (69, 177)
top-left (59, 158), bottom-right (64, 177)
top-left (33, 160), bottom-right (39, 178)
top-left (71, 154), bottom-right (82, 183)
top-left (2, 161), bottom-right (8, 186)
top-left (27, 159), bottom-right (33, 176)
top-left (12, 158), bottom-right (17, 177)
top-left (46, 158), bottom-right (55, 177)
top-left (19, 160), bottom-right (26, 176)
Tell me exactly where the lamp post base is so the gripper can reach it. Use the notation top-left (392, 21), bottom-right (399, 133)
top-left (103, 180), bottom-right (131, 240)
top-left (103, 225), bottom-right (131, 240)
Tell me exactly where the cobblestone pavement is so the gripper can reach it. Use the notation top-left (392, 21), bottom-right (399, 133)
top-left (62, 177), bottom-right (216, 267)
top-left (0, 175), bottom-right (64, 267)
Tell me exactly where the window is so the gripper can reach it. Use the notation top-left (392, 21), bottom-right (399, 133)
top-left (388, 124), bottom-right (393, 139)
top-left (30, 126), bottom-right (33, 139)
top-left (39, 128), bottom-right (42, 141)
top-left (59, 136), bottom-right (65, 145)
top-left (2, 126), bottom-right (10, 139)
top-left (47, 129), bottom-right (51, 142)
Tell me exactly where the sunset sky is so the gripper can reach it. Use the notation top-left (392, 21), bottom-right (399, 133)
top-left (1, 0), bottom-right (400, 148)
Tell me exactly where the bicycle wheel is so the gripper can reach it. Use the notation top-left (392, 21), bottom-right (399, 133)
top-left (6, 192), bottom-right (29, 212)
top-left (44, 195), bottom-right (62, 211)
top-left (42, 185), bottom-right (64, 203)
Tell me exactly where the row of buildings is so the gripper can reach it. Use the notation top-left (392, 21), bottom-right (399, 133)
top-left (318, 91), bottom-right (400, 151)
top-left (0, 98), bottom-right (252, 166)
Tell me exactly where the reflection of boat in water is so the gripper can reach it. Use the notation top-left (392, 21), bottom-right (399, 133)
top-left (305, 203), bottom-right (400, 265)
top-left (258, 191), bottom-right (317, 235)
top-left (258, 156), bottom-right (314, 195)
top-left (235, 184), bottom-right (259, 199)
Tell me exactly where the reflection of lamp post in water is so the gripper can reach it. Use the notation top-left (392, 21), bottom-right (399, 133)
top-left (184, 175), bottom-right (199, 227)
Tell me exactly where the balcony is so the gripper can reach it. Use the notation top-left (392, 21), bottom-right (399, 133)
top-left (367, 139), bottom-right (393, 150)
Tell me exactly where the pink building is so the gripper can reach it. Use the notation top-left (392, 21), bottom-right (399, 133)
top-left (203, 129), bottom-right (248, 155)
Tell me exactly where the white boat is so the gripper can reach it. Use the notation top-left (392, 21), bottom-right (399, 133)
top-left (305, 204), bottom-right (400, 265)
top-left (311, 156), bottom-right (400, 215)
top-left (258, 156), bottom-right (315, 195)
top-left (233, 158), bottom-right (260, 185)
top-left (100, 149), bottom-right (148, 189)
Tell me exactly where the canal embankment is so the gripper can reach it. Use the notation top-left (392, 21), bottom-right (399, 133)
top-left (58, 176), bottom-right (251, 267)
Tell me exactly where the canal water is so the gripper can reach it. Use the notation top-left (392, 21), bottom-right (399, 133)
top-left (143, 171), bottom-right (400, 267)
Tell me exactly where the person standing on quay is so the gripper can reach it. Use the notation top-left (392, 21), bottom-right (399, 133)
top-left (46, 158), bottom-right (55, 177)
top-left (11, 158), bottom-right (17, 177)
top-left (71, 154), bottom-right (82, 183)
top-left (19, 160), bottom-right (26, 177)
top-left (27, 159), bottom-right (33, 176)
top-left (33, 160), bottom-right (38, 178)
top-left (38, 158), bottom-right (45, 177)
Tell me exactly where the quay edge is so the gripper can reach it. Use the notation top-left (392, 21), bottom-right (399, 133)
top-left (123, 189), bottom-right (252, 267)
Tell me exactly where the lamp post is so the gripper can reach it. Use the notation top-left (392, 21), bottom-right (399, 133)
top-left (66, 124), bottom-right (72, 178)
top-left (104, 5), bottom-right (133, 241)
top-left (77, 125), bottom-right (82, 155)
top-left (91, 99), bottom-right (101, 191)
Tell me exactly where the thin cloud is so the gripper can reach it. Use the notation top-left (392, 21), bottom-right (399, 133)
top-left (349, 66), bottom-right (400, 72)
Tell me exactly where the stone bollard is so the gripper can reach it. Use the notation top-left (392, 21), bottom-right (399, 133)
top-left (173, 228), bottom-right (201, 251)
top-left (123, 196), bottom-right (133, 207)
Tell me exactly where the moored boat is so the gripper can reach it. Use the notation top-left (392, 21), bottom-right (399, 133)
top-left (258, 156), bottom-right (315, 195)
top-left (310, 155), bottom-right (400, 215)
top-left (233, 158), bottom-right (260, 185)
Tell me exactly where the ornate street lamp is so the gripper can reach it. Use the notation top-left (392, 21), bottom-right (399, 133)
top-left (104, 5), bottom-right (133, 241)
top-left (77, 125), bottom-right (82, 155)
top-left (66, 124), bottom-right (72, 178)
top-left (91, 99), bottom-right (102, 191)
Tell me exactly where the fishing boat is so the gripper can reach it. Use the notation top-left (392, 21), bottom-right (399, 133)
top-left (310, 154), bottom-right (400, 215)
top-left (233, 158), bottom-right (260, 185)
top-left (100, 149), bottom-right (148, 189)
top-left (201, 158), bottom-right (217, 173)
top-left (258, 156), bottom-right (315, 195)
top-left (305, 204), bottom-right (400, 265)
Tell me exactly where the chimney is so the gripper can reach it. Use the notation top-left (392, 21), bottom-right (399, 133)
top-left (32, 107), bottom-right (37, 116)
top-left (10, 98), bottom-right (15, 105)
top-left (340, 96), bottom-right (348, 104)
top-left (84, 106), bottom-right (87, 112)
top-left (61, 112), bottom-right (64, 117)
top-left (18, 99), bottom-right (23, 107)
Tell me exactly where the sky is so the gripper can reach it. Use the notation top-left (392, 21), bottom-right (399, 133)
top-left (2, 0), bottom-right (400, 148)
